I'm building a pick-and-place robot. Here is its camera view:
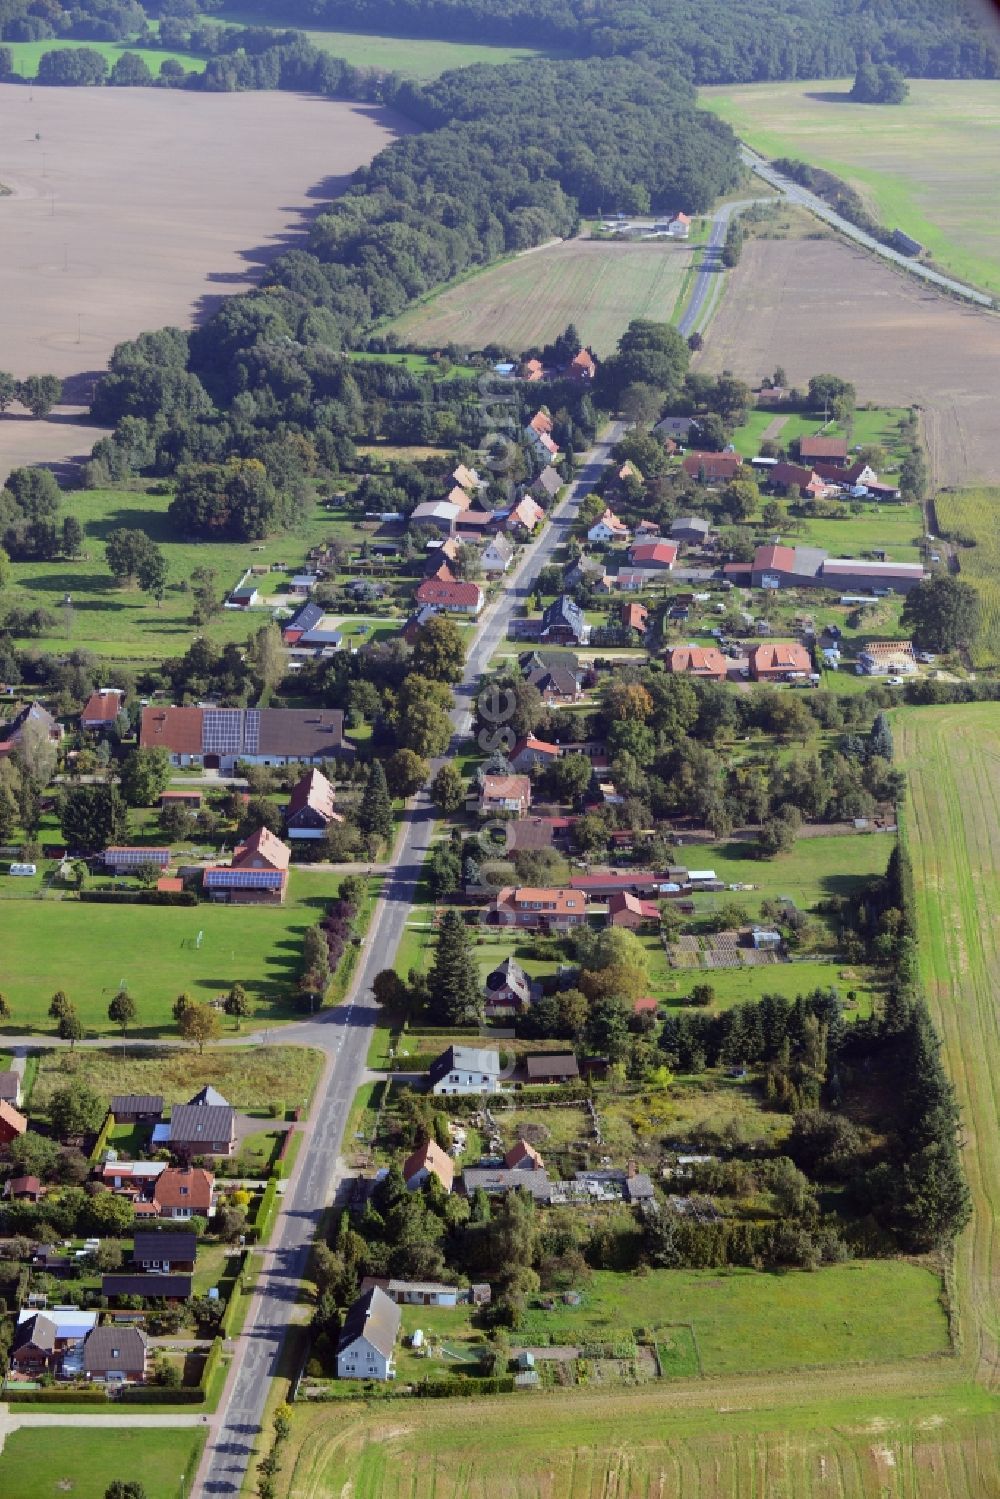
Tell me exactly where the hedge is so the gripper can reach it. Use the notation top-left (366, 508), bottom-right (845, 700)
top-left (79, 889), bottom-right (197, 906)
top-left (3, 1387), bottom-right (109, 1404)
top-left (246, 1176), bottom-right (278, 1243)
top-left (200, 1334), bottom-right (224, 1391)
top-left (275, 1128), bottom-right (297, 1179)
top-left (415, 1375), bottom-right (515, 1397)
top-left (88, 1111), bottom-right (115, 1166)
top-left (119, 1384), bottom-right (205, 1405)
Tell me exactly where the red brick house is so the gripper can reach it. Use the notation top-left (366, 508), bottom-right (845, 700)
top-left (681, 451), bottom-right (742, 483)
top-left (664, 645), bottom-right (728, 681)
top-left (493, 886), bottom-right (588, 930)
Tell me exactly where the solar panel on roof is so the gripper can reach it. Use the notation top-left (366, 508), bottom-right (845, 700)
top-left (204, 867), bottom-right (282, 889)
top-left (244, 709), bottom-right (260, 756)
top-left (202, 709), bottom-right (244, 757)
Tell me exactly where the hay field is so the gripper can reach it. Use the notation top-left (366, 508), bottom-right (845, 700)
top-left (390, 239), bottom-right (693, 355)
top-left (933, 488), bottom-right (1000, 667)
top-left (697, 237), bottom-right (1000, 487)
top-left (700, 79), bottom-right (1000, 297)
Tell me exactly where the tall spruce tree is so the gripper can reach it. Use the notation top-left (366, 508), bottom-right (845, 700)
top-left (868, 712), bottom-right (893, 763)
top-left (357, 761), bottom-right (393, 844)
top-left (428, 909), bottom-right (482, 1026)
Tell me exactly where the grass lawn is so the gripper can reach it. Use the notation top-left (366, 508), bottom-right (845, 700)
top-left (6, 485), bottom-right (362, 661)
top-left (206, 8), bottom-right (566, 77)
top-left (934, 488), bottom-right (1000, 666)
top-left (699, 79), bottom-right (1000, 296)
top-left (0, 1427), bottom-right (206, 1499)
top-left (0, 868), bottom-right (343, 1034)
top-left (390, 238), bottom-right (693, 357)
top-left (680, 829), bottom-right (891, 911)
top-left (4, 36), bottom-right (203, 77)
top-left (31, 1044), bottom-right (323, 1115)
top-left (897, 704), bottom-right (1000, 1390)
top-left (347, 351), bottom-right (478, 380)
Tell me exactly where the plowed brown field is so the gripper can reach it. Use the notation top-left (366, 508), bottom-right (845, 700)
top-left (699, 237), bottom-right (1000, 487)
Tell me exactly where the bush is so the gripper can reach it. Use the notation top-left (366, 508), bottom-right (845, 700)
top-left (78, 889), bottom-right (197, 906)
top-left (3, 1387), bottom-right (109, 1404)
top-left (119, 1385), bottom-right (205, 1404)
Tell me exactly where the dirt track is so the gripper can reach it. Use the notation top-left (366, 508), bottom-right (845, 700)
top-left (699, 237), bottom-right (1000, 487)
top-left (0, 84), bottom-right (408, 482)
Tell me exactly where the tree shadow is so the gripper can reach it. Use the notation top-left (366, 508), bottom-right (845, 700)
top-left (802, 90), bottom-right (855, 104)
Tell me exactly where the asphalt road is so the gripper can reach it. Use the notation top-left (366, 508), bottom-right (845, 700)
top-left (677, 199), bottom-right (765, 338)
top-left (193, 421), bottom-right (624, 1497)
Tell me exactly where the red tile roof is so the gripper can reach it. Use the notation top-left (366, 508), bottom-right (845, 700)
top-left (628, 542), bottom-right (677, 567)
top-left (528, 410), bottom-right (553, 435)
top-left (415, 580), bottom-right (483, 609)
top-left (799, 435), bottom-right (848, 460)
top-left (621, 603), bottom-right (648, 631)
top-left (140, 706), bottom-right (204, 755)
top-left (496, 886), bottom-right (585, 915)
top-left (156, 877), bottom-right (184, 893)
top-left (286, 767), bottom-right (338, 823)
top-left (232, 826), bottom-right (291, 871)
top-left (750, 641), bottom-right (812, 676)
top-left (154, 1166), bottom-right (214, 1212)
top-left (81, 690), bottom-right (123, 723)
top-left (682, 451), bottom-right (742, 481)
top-left (403, 1139), bottom-right (455, 1193)
top-left (664, 645), bottom-right (728, 678)
top-left (754, 544), bottom-right (796, 573)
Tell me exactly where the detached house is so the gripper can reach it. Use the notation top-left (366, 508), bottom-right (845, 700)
top-left (337, 1285), bottom-right (400, 1381)
top-left (493, 886), bottom-right (588, 930)
top-left (541, 595), bottom-right (590, 646)
top-left (588, 508), bottom-right (630, 545)
top-left (0, 1100), bottom-right (28, 1146)
top-left (11, 1307), bottom-right (98, 1377)
top-left (505, 496), bottom-right (544, 537)
top-left (749, 641), bottom-right (813, 681)
top-left (567, 349), bottom-right (597, 381)
top-left (681, 451), bottom-right (742, 484)
top-left (164, 1088), bottom-right (236, 1157)
top-left (80, 688), bottom-right (124, 731)
top-left (414, 579), bottom-right (484, 616)
top-left (149, 1166), bottom-right (215, 1220)
top-left (403, 1139), bottom-right (455, 1194)
top-left (481, 534), bottom-right (514, 575)
top-left (0, 701), bottom-right (62, 760)
top-left (664, 645), bottom-right (728, 681)
top-left (429, 1046), bottom-right (503, 1096)
top-left (285, 767), bottom-right (343, 840)
top-left (479, 773), bottom-right (531, 817)
top-left (132, 1230), bottom-right (197, 1274)
top-left (81, 1326), bottom-right (148, 1385)
top-left (485, 955), bottom-right (535, 1017)
top-left (509, 735), bottom-right (562, 772)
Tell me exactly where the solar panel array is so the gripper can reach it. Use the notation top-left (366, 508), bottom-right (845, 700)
top-left (105, 848), bottom-right (170, 867)
top-left (244, 709), bottom-right (260, 756)
top-left (202, 709), bottom-right (244, 758)
top-left (204, 867), bottom-right (283, 889)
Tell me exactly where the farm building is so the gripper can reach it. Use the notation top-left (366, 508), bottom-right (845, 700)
top-left (670, 516), bottom-right (711, 545)
top-left (140, 706), bottom-right (352, 772)
top-left (798, 435), bottom-right (849, 465)
top-left (681, 451), bottom-right (742, 483)
top-left (857, 641), bottom-right (918, 675)
top-left (203, 826), bottom-right (290, 905)
top-left (525, 1053), bottom-right (581, 1084)
top-left (627, 541), bottom-right (677, 570)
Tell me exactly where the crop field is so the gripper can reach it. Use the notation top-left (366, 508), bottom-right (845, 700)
top-left (698, 236), bottom-right (1000, 488)
top-left (700, 79), bottom-right (1000, 297)
top-left (4, 484), bottom-right (371, 659)
top-left (0, 83), bottom-right (407, 482)
top-left (0, 869), bottom-right (343, 1034)
top-left (0, 1427), bottom-right (206, 1499)
top-left (3, 37), bottom-right (203, 77)
top-left (897, 704), bottom-right (1000, 1389)
top-left (206, 9), bottom-right (561, 77)
top-left (390, 239), bottom-right (693, 356)
top-left (933, 488), bottom-right (1000, 666)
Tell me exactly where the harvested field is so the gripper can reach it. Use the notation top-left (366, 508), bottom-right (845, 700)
top-left (698, 237), bottom-right (1000, 487)
top-left (390, 238), bottom-right (692, 356)
top-left (0, 84), bottom-right (409, 478)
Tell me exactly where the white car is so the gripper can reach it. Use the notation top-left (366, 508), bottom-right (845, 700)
top-left (916, 651), bottom-right (936, 664)
top-left (887, 675), bottom-right (905, 686)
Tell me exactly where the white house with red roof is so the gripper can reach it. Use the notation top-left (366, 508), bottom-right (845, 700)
top-left (414, 579), bottom-right (484, 616)
top-left (509, 736), bottom-right (563, 772)
top-left (588, 507), bottom-right (631, 544)
top-left (81, 688), bottom-right (124, 731)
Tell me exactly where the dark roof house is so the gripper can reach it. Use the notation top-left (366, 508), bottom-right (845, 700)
top-left (81, 1325), bottom-right (148, 1381)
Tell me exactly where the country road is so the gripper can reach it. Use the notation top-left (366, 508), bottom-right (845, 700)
top-left (741, 145), bottom-right (994, 308)
top-left (677, 199), bottom-right (765, 338)
top-left (193, 420), bottom-right (624, 1496)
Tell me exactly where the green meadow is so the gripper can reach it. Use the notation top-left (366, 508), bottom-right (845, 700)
top-left (699, 78), bottom-right (1000, 295)
top-left (3, 37), bottom-right (203, 77)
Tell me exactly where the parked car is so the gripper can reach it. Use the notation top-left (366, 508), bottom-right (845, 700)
top-left (916, 651), bottom-right (936, 664)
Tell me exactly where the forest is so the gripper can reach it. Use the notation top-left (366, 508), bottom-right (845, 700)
top-left (222, 0), bottom-right (1000, 82)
